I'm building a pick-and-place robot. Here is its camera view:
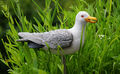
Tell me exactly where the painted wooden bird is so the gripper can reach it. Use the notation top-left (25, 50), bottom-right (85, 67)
top-left (17, 11), bottom-right (97, 55)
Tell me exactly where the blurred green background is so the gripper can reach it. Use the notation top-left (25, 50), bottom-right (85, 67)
top-left (0, 0), bottom-right (120, 74)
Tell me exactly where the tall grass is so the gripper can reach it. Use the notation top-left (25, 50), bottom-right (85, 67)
top-left (0, 0), bottom-right (120, 74)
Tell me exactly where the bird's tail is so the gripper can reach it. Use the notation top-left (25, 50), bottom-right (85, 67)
top-left (16, 39), bottom-right (28, 42)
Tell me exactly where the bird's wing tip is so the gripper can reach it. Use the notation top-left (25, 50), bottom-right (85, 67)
top-left (18, 32), bottom-right (30, 37)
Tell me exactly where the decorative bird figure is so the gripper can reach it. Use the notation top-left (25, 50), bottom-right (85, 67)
top-left (17, 11), bottom-right (97, 74)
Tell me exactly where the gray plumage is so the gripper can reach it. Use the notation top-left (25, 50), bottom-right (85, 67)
top-left (17, 29), bottom-right (73, 49)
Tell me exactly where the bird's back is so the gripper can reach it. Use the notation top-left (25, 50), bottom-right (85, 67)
top-left (17, 29), bottom-right (73, 49)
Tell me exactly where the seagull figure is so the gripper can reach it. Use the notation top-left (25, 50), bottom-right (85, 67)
top-left (17, 11), bottom-right (97, 74)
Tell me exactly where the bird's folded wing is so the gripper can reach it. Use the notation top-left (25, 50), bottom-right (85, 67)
top-left (17, 29), bottom-right (73, 49)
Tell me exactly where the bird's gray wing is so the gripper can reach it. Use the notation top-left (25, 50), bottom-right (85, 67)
top-left (17, 29), bottom-right (73, 49)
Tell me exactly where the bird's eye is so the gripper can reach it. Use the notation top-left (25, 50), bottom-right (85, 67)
top-left (81, 15), bottom-right (84, 18)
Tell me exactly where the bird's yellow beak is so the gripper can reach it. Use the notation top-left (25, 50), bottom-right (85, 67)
top-left (85, 16), bottom-right (97, 23)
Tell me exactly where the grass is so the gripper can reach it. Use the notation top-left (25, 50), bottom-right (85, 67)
top-left (0, 0), bottom-right (120, 74)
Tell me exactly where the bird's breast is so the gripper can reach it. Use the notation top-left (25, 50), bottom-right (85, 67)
top-left (61, 29), bottom-right (82, 54)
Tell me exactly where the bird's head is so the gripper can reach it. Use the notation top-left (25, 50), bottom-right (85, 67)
top-left (75, 11), bottom-right (97, 24)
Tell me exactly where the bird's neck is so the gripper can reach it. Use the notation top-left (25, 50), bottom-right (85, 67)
top-left (72, 21), bottom-right (86, 33)
top-left (70, 21), bottom-right (86, 44)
